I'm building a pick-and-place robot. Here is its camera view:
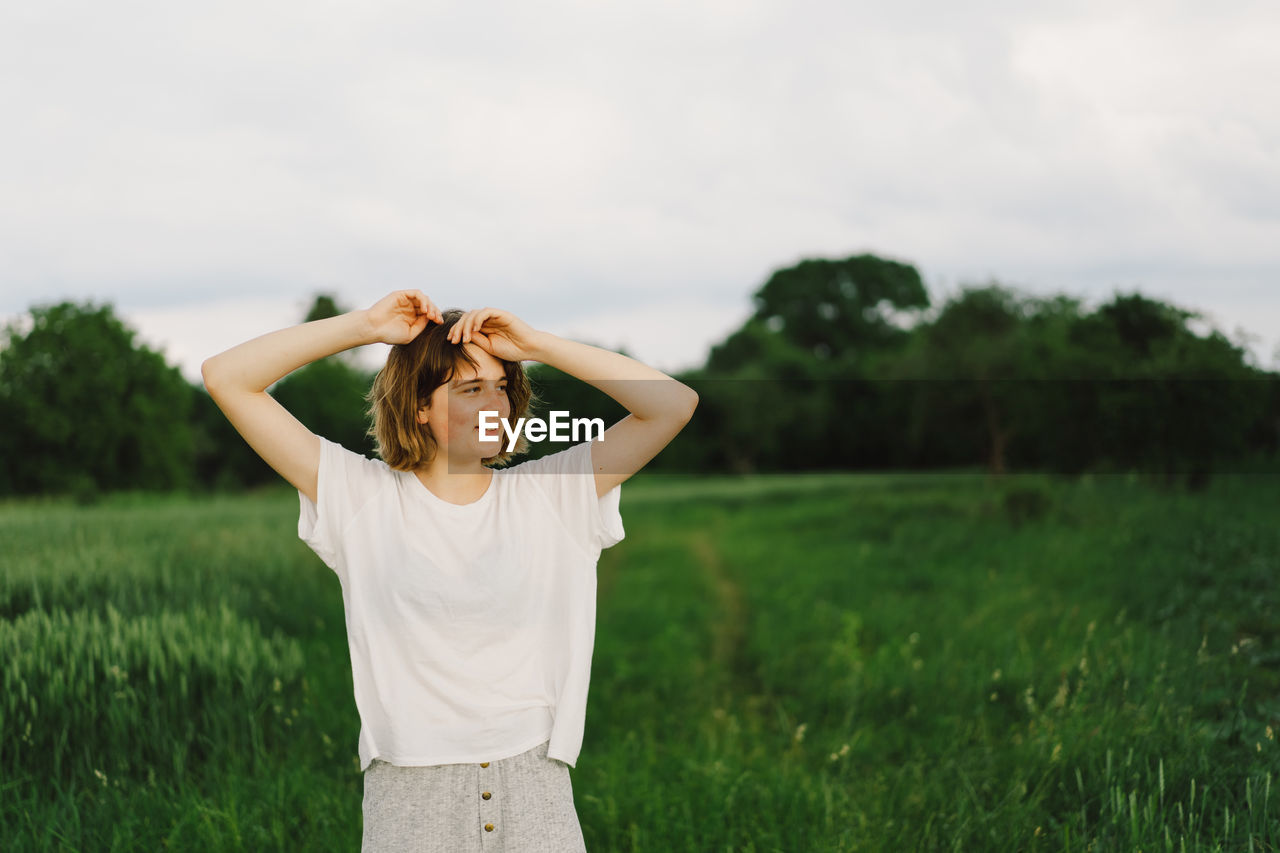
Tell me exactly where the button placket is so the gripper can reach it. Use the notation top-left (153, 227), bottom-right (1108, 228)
top-left (479, 760), bottom-right (496, 837)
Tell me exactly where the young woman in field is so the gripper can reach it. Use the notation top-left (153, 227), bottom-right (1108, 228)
top-left (201, 290), bottom-right (697, 852)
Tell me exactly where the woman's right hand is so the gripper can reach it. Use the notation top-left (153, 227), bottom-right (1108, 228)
top-left (364, 290), bottom-right (444, 345)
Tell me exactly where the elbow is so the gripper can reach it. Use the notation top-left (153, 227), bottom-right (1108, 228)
top-left (639, 383), bottom-right (698, 425)
top-left (676, 385), bottom-right (699, 423)
top-left (200, 356), bottom-right (227, 399)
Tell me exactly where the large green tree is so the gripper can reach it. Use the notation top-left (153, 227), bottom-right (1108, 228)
top-left (886, 283), bottom-right (1052, 475)
top-left (1066, 292), bottom-right (1266, 488)
top-left (733, 253), bottom-right (929, 365)
top-left (683, 323), bottom-right (829, 472)
top-left (697, 254), bottom-right (931, 472)
top-left (0, 302), bottom-right (195, 495)
top-left (880, 286), bottom-right (1269, 484)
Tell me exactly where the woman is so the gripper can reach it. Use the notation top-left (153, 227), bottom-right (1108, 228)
top-left (201, 290), bottom-right (698, 852)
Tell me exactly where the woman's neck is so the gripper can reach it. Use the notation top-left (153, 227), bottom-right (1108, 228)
top-left (413, 456), bottom-right (493, 505)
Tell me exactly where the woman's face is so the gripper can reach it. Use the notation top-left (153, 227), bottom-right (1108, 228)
top-left (417, 344), bottom-right (511, 461)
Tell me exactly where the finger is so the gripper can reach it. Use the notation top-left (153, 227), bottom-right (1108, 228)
top-left (462, 309), bottom-right (487, 343)
top-left (463, 309), bottom-right (484, 342)
top-left (423, 297), bottom-right (442, 324)
top-left (449, 310), bottom-right (472, 344)
top-left (473, 309), bottom-right (500, 342)
top-left (416, 291), bottom-right (443, 323)
top-left (405, 290), bottom-right (437, 323)
top-left (402, 290), bottom-right (421, 317)
top-left (469, 308), bottom-right (500, 342)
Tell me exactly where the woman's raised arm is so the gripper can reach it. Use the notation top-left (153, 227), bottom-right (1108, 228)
top-left (201, 290), bottom-right (442, 502)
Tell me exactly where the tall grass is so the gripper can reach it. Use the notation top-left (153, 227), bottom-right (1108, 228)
top-left (1, 494), bottom-right (355, 850)
top-left (2, 472), bottom-right (1278, 851)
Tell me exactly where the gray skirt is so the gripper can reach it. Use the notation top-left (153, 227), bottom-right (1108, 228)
top-left (361, 740), bottom-right (587, 853)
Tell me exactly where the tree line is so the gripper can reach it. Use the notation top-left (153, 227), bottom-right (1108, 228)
top-left (2, 254), bottom-right (1276, 498)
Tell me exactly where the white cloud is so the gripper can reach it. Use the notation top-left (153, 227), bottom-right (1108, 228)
top-left (0, 0), bottom-right (1276, 373)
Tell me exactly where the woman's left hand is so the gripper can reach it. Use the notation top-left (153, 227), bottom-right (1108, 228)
top-left (448, 307), bottom-right (547, 362)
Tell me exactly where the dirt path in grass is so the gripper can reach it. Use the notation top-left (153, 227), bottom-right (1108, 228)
top-left (689, 531), bottom-right (748, 682)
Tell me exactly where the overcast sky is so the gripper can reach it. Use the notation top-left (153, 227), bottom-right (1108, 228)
top-left (3, 0), bottom-right (1278, 380)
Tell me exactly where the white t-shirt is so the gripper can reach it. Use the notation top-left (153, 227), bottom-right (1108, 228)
top-left (297, 437), bottom-right (624, 771)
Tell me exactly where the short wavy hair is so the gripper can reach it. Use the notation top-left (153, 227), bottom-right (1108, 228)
top-left (366, 308), bottom-right (536, 470)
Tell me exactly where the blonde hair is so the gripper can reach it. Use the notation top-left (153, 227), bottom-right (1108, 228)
top-left (366, 308), bottom-right (536, 469)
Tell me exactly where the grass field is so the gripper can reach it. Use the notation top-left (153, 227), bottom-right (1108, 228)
top-left (3, 469), bottom-right (1279, 851)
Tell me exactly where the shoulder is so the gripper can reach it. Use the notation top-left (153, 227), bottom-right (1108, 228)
top-left (319, 435), bottom-right (388, 468)
top-left (299, 439), bottom-right (400, 569)
top-left (497, 442), bottom-right (625, 552)
top-left (317, 436), bottom-right (398, 496)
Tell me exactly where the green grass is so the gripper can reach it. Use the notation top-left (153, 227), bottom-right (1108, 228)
top-left (2, 471), bottom-right (1279, 851)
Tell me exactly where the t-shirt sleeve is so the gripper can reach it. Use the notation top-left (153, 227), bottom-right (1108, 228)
top-left (297, 437), bottom-right (389, 574)
top-left (519, 442), bottom-right (625, 554)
